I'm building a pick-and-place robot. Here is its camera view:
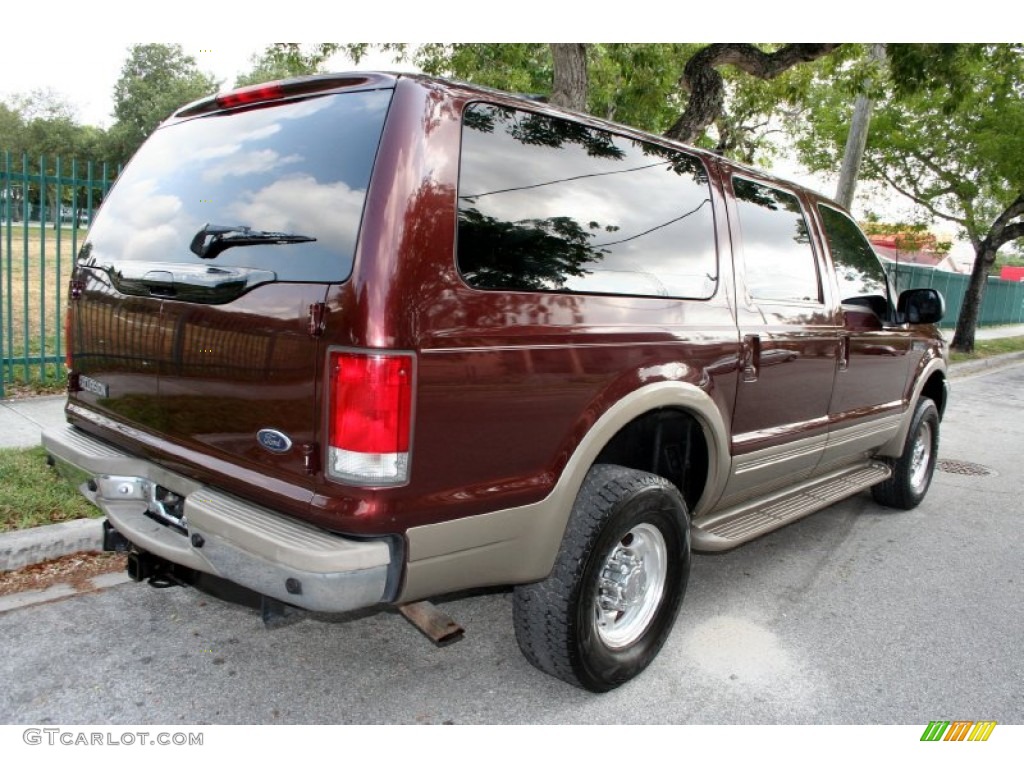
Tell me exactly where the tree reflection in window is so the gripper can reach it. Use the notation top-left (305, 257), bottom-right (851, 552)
top-left (457, 103), bottom-right (717, 299)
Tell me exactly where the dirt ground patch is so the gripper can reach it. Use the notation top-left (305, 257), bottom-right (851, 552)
top-left (0, 550), bottom-right (125, 596)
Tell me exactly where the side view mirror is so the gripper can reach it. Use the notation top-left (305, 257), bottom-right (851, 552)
top-left (898, 287), bottom-right (945, 325)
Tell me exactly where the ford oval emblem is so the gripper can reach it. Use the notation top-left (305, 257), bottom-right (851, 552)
top-left (257, 429), bottom-right (293, 454)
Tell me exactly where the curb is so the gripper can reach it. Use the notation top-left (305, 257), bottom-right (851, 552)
top-left (0, 571), bottom-right (132, 615)
top-left (948, 350), bottom-right (1024, 379)
top-left (1, 517), bottom-right (105, 572)
top-left (2, 351), bottom-right (1023, 576)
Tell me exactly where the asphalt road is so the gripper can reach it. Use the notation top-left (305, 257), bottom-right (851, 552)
top-left (1, 364), bottom-right (1022, 725)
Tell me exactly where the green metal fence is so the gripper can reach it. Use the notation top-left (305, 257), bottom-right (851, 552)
top-left (0, 152), bottom-right (118, 398)
top-left (886, 262), bottom-right (1024, 329)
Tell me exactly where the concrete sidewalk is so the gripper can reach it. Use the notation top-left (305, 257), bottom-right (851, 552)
top-left (0, 395), bottom-right (72, 449)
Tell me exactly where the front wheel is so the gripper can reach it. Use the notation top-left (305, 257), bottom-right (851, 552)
top-left (513, 464), bottom-right (690, 692)
top-left (872, 397), bottom-right (940, 510)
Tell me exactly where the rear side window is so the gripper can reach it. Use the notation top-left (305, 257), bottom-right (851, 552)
top-left (732, 177), bottom-right (821, 303)
top-left (457, 103), bottom-right (718, 299)
top-left (83, 89), bottom-right (393, 283)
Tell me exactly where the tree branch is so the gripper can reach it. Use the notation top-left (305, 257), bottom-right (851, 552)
top-left (983, 192), bottom-right (1024, 250)
top-left (994, 221), bottom-right (1024, 249)
top-left (664, 44), bottom-right (841, 144)
top-left (876, 167), bottom-right (968, 227)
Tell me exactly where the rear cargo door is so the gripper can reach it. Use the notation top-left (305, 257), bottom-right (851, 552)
top-left (69, 85), bottom-right (393, 491)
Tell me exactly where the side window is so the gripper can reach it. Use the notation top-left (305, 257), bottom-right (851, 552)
top-left (456, 103), bottom-right (718, 299)
top-left (817, 204), bottom-right (891, 315)
top-left (732, 177), bottom-right (821, 303)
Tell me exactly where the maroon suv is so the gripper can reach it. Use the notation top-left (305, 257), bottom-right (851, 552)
top-left (44, 72), bottom-right (948, 691)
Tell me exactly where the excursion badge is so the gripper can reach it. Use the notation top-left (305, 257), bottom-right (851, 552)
top-left (78, 374), bottom-right (109, 398)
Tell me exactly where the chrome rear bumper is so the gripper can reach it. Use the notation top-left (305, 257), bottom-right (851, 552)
top-left (42, 424), bottom-right (393, 613)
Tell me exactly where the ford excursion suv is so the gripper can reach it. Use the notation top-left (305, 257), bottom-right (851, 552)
top-left (44, 73), bottom-right (948, 692)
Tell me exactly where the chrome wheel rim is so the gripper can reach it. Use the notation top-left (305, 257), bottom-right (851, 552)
top-left (909, 422), bottom-right (933, 492)
top-left (594, 523), bottom-right (668, 649)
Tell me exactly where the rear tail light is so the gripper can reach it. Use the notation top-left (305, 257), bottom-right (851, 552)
top-left (216, 83), bottom-right (286, 109)
top-left (327, 351), bottom-right (414, 485)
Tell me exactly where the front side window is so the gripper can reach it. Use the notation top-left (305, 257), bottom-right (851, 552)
top-left (732, 177), bottom-right (821, 303)
top-left (818, 204), bottom-right (892, 310)
top-left (457, 103), bottom-right (718, 299)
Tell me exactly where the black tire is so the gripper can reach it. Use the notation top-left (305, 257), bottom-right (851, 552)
top-left (513, 464), bottom-right (690, 692)
top-left (872, 397), bottom-right (940, 510)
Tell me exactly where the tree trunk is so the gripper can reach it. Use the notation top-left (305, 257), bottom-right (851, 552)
top-left (950, 193), bottom-right (1024, 353)
top-left (835, 44), bottom-right (886, 209)
top-left (549, 44), bottom-right (588, 112)
top-left (951, 244), bottom-right (995, 353)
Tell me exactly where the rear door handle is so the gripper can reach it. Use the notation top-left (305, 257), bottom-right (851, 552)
top-left (838, 334), bottom-right (850, 372)
top-left (742, 334), bottom-right (760, 383)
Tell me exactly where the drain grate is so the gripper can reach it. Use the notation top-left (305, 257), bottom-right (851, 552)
top-left (937, 459), bottom-right (994, 476)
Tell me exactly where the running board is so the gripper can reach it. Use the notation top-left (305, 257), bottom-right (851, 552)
top-left (692, 462), bottom-right (891, 552)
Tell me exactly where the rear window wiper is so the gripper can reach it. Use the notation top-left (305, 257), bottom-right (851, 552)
top-left (190, 223), bottom-right (316, 259)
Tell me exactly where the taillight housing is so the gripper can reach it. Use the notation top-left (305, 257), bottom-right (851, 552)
top-left (327, 351), bottom-right (414, 486)
top-left (216, 83), bottom-right (286, 110)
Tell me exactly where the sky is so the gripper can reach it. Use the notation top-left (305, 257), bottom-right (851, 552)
top-left (0, 43), bottom-right (409, 129)
top-left (2, 0), bottom-right (987, 128)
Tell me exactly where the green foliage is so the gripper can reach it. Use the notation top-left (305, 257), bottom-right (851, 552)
top-left (0, 446), bottom-right (100, 531)
top-left (0, 91), bottom-right (107, 167)
top-left (794, 43), bottom-right (1024, 350)
top-left (586, 44), bottom-right (698, 132)
top-left (110, 44), bottom-right (219, 165)
top-left (948, 335), bottom-right (1024, 363)
top-left (716, 45), bottom-right (867, 163)
top-left (339, 43), bottom-right (842, 164)
top-left (0, 102), bottom-right (23, 149)
top-left (796, 44), bottom-right (1024, 241)
top-left (886, 43), bottom-right (986, 107)
top-left (235, 45), bottom-right (328, 87)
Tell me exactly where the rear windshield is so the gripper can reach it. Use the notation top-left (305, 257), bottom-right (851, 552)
top-left (83, 88), bottom-right (393, 283)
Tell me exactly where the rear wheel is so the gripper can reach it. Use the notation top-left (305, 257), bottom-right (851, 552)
top-left (513, 464), bottom-right (690, 692)
top-left (872, 397), bottom-right (940, 510)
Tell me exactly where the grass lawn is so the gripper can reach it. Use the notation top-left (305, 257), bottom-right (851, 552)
top-left (0, 445), bottom-right (99, 531)
top-left (949, 335), bottom-right (1024, 363)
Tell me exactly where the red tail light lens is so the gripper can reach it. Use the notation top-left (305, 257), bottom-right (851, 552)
top-left (216, 83), bottom-right (286, 109)
top-left (327, 351), bottom-right (414, 485)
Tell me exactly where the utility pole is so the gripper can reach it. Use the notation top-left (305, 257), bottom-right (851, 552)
top-left (835, 44), bottom-right (886, 210)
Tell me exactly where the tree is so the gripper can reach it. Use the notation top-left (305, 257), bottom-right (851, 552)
top-left (0, 101), bottom-right (26, 153)
top-left (338, 43), bottom-right (841, 159)
top-left (795, 44), bottom-right (1024, 352)
top-left (1, 91), bottom-right (109, 165)
top-left (235, 45), bottom-right (327, 88)
top-left (110, 44), bottom-right (218, 164)
top-left (662, 43), bottom-right (842, 144)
